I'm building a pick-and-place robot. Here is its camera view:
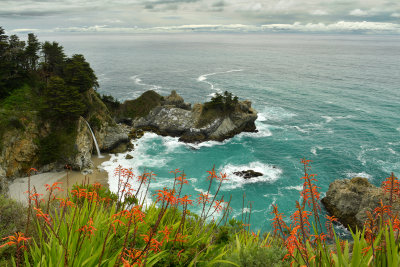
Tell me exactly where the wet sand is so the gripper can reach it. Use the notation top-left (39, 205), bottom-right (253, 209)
top-left (8, 155), bottom-right (111, 205)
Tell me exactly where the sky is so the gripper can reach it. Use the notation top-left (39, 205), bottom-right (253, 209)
top-left (1, 0), bottom-right (399, 34)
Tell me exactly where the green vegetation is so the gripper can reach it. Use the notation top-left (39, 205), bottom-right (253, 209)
top-left (0, 195), bottom-right (26, 266)
top-left (0, 26), bottom-right (99, 165)
top-left (0, 167), bottom-right (289, 266)
top-left (203, 91), bottom-right (239, 113)
top-left (2, 160), bottom-right (400, 266)
top-left (197, 91), bottom-right (239, 127)
top-left (117, 90), bottom-right (163, 119)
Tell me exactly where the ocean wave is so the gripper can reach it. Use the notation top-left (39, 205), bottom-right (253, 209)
top-left (321, 115), bottom-right (354, 124)
top-left (357, 146), bottom-right (380, 166)
top-left (130, 74), bottom-right (162, 91)
top-left (283, 185), bottom-right (303, 191)
top-left (236, 121), bottom-right (273, 139)
top-left (310, 146), bottom-right (325, 155)
top-left (292, 125), bottom-right (309, 133)
top-left (197, 69), bottom-right (243, 93)
top-left (397, 127), bottom-right (400, 132)
top-left (345, 171), bottom-right (373, 180)
top-left (220, 162), bottom-right (282, 190)
top-left (257, 106), bottom-right (297, 122)
top-left (388, 148), bottom-right (396, 154)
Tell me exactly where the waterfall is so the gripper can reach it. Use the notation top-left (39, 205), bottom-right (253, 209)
top-left (84, 119), bottom-right (103, 158)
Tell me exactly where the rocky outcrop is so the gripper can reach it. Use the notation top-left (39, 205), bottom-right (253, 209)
top-left (233, 170), bottom-right (263, 179)
top-left (0, 89), bottom-right (130, 186)
top-left (68, 117), bottom-right (94, 170)
top-left (134, 91), bottom-right (257, 143)
top-left (0, 117), bottom-right (42, 180)
top-left (321, 177), bottom-right (400, 231)
top-left (162, 90), bottom-right (191, 110)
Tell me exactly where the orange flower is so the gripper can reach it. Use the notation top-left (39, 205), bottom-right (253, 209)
top-left (33, 207), bottom-right (51, 224)
top-left (77, 218), bottom-right (97, 238)
top-left (0, 232), bottom-right (30, 250)
top-left (174, 233), bottom-right (188, 243)
top-left (325, 215), bottom-right (338, 239)
top-left (57, 197), bottom-right (75, 208)
top-left (213, 199), bottom-right (224, 213)
top-left (178, 195), bottom-right (193, 206)
top-left (154, 188), bottom-right (177, 205)
top-left (270, 204), bottom-right (289, 240)
top-left (177, 249), bottom-right (184, 260)
top-left (176, 173), bottom-right (188, 186)
top-left (216, 172), bottom-right (228, 182)
top-left (158, 226), bottom-right (172, 243)
top-left (196, 192), bottom-right (210, 205)
top-left (45, 182), bottom-right (63, 192)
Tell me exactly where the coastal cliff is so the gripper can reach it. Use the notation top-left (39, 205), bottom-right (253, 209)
top-left (321, 177), bottom-right (400, 231)
top-left (0, 88), bottom-right (129, 191)
top-left (133, 90), bottom-right (258, 143)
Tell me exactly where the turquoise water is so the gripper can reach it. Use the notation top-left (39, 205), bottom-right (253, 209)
top-left (43, 33), bottom-right (400, 232)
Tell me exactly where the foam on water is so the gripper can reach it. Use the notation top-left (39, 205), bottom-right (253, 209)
top-left (345, 171), bottom-right (373, 180)
top-left (197, 69), bottom-right (243, 94)
top-left (220, 162), bottom-right (282, 190)
top-left (311, 146), bottom-right (324, 155)
top-left (258, 106), bottom-right (297, 122)
top-left (283, 185), bottom-right (303, 191)
top-left (130, 74), bottom-right (162, 91)
top-left (236, 122), bottom-right (273, 139)
top-left (321, 115), bottom-right (354, 124)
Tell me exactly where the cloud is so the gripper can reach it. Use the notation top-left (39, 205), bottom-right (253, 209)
top-left (46, 21), bottom-right (400, 34)
top-left (212, 1), bottom-right (225, 8)
top-left (349, 9), bottom-right (369, 16)
top-left (261, 21), bottom-right (400, 33)
top-left (310, 10), bottom-right (328, 16)
top-left (1, 0), bottom-right (400, 33)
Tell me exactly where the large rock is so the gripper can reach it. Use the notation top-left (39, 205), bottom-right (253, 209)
top-left (134, 91), bottom-right (257, 143)
top-left (321, 177), bottom-right (400, 231)
top-left (67, 117), bottom-right (94, 170)
top-left (99, 125), bottom-right (129, 152)
top-left (0, 118), bottom-right (42, 179)
top-left (163, 90), bottom-right (191, 110)
top-left (233, 170), bottom-right (263, 179)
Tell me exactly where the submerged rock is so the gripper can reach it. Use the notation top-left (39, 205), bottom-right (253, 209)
top-left (134, 90), bottom-right (257, 143)
top-left (233, 170), bottom-right (263, 179)
top-left (321, 177), bottom-right (400, 231)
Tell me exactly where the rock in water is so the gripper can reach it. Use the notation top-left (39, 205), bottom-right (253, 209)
top-left (321, 177), bottom-right (400, 231)
top-left (233, 170), bottom-right (263, 179)
top-left (134, 90), bottom-right (257, 143)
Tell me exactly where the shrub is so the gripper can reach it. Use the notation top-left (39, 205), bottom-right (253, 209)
top-left (0, 195), bottom-right (27, 265)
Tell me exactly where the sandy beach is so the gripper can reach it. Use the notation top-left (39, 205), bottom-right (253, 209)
top-left (8, 155), bottom-right (111, 204)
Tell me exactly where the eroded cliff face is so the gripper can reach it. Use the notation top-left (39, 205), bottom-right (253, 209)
top-left (134, 91), bottom-right (258, 143)
top-left (0, 89), bottom-right (129, 192)
top-left (321, 177), bottom-right (400, 231)
top-left (0, 116), bottom-right (49, 181)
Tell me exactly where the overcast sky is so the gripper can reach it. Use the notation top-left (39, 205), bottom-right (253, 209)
top-left (1, 0), bottom-right (399, 34)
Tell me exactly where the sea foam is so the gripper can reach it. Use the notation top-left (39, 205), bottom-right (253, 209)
top-left (220, 162), bottom-right (282, 190)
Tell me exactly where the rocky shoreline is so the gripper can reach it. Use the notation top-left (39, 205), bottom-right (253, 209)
top-left (321, 177), bottom-right (400, 231)
top-left (133, 90), bottom-right (258, 143)
top-left (0, 89), bottom-right (258, 194)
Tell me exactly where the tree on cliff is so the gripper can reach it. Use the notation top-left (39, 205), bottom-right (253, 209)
top-left (41, 41), bottom-right (66, 79)
top-left (25, 33), bottom-right (40, 71)
top-left (41, 76), bottom-right (85, 121)
top-left (64, 54), bottom-right (98, 93)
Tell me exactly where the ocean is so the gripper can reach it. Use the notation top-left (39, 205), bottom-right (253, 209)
top-left (40, 32), bottom-right (400, 233)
